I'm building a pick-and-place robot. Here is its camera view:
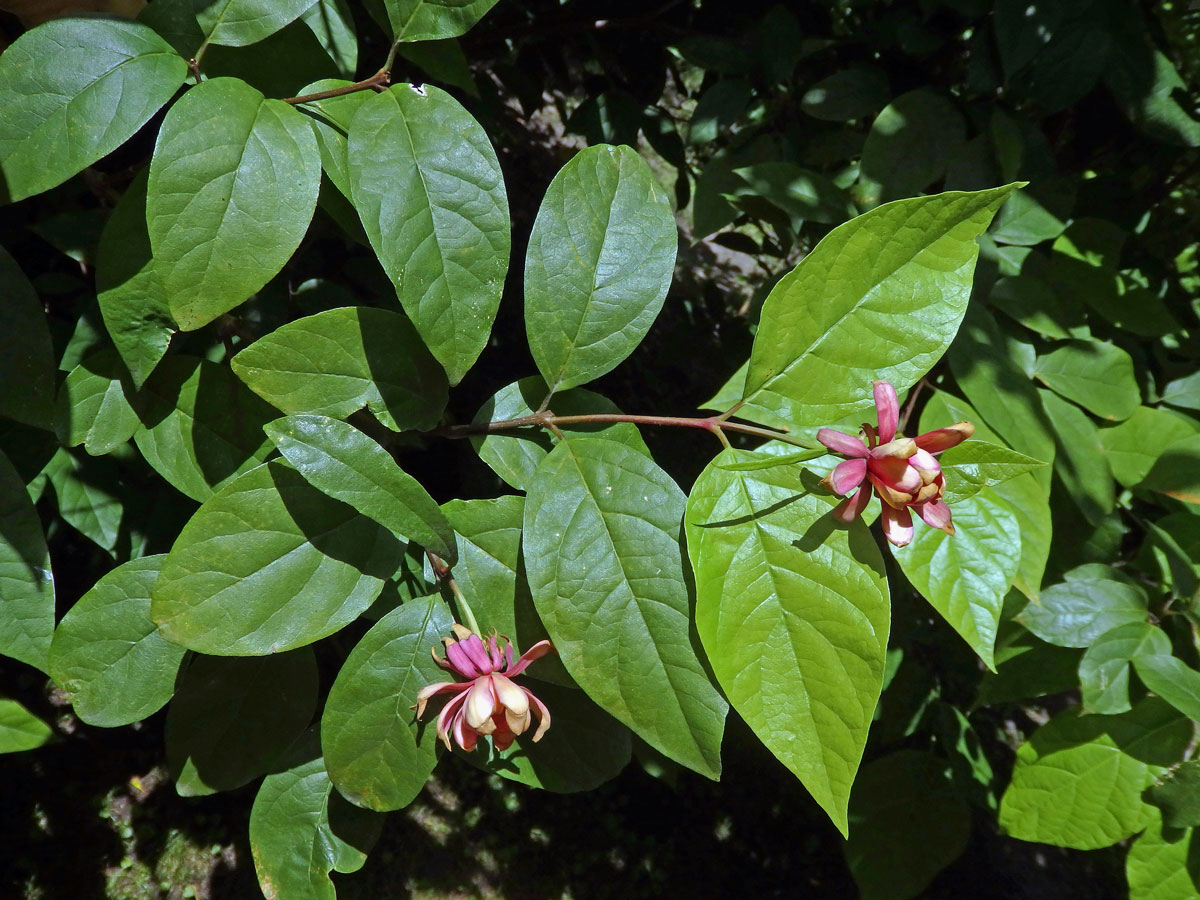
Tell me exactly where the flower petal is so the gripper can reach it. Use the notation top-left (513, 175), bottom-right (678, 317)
top-left (436, 691), bottom-right (470, 751)
top-left (464, 676), bottom-right (497, 728)
top-left (460, 634), bottom-right (495, 674)
top-left (914, 422), bottom-right (974, 453)
top-left (491, 673), bottom-right (530, 717)
top-left (526, 688), bottom-right (552, 742)
top-left (444, 639), bottom-right (481, 678)
top-left (824, 458), bottom-right (868, 496)
top-left (909, 448), bottom-right (941, 485)
top-left (914, 499), bottom-right (955, 534)
top-left (881, 504), bottom-right (914, 547)
top-left (873, 381), bottom-right (900, 443)
top-left (506, 639), bottom-right (554, 677)
top-left (833, 486), bottom-right (871, 523)
top-left (453, 712), bottom-right (477, 752)
top-left (871, 438), bottom-right (917, 459)
top-left (817, 428), bottom-right (868, 459)
top-left (414, 680), bottom-right (467, 719)
top-left (869, 473), bottom-right (913, 509)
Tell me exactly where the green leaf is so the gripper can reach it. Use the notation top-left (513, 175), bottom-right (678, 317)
top-left (197, 0), bottom-right (320, 47)
top-left (295, 83), bottom-right (370, 200)
top-left (134, 357), bottom-right (278, 502)
top-left (348, 84), bottom-right (510, 384)
top-left (1136, 655), bottom-right (1200, 722)
top-left (0, 246), bottom-right (56, 430)
top-left (1078, 622), bottom-right (1170, 715)
top-left (456, 680), bottom-right (632, 792)
top-left (858, 90), bottom-right (966, 207)
top-left (733, 186), bottom-right (1018, 432)
top-left (48, 555), bottom-right (185, 728)
top-left (977, 627), bottom-right (1082, 707)
top-left (147, 77), bottom-right (321, 331)
top-left (843, 750), bottom-right (971, 900)
top-left (524, 438), bottom-right (728, 780)
top-left (56, 351), bottom-right (141, 457)
top-left (167, 650), bottom-right (319, 796)
top-left (732, 162), bottom-right (858, 227)
top-left (384, 0), bottom-right (499, 40)
top-left (469, 377), bottom-right (649, 492)
top-left (1163, 372), bottom-right (1200, 412)
top-left (95, 169), bottom-right (175, 389)
top-left (43, 448), bottom-right (123, 553)
top-left (1020, 564), bottom-right (1149, 648)
top-left (231, 307), bottom-right (448, 432)
top-left (525, 145), bottom-right (677, 394)
top-left (1146, 761), bottom-right (1200, 830)
top-left (0, 18), bottom-right (187, 202)
top-left (0, 698), bottom-right (53, 754)
top-left (999, 699), bottom-right (1192, 850)
top-left (1099, 407), bottom-right (1200, 488)
top-left (800, 66), bottom-right (889, 122)
top-left (265, 414), bottom-right (455, 562)
top-left (301, 0), bottom-right (358, 78)
top-left (714, 449), bottom-right (827, 472)
top-left (1033, 339), bottom-right (1141, 422)
top-left (0, 450), bottom-right (54, 672)
top-left (936, 440), bottom-right (1046, 504)
top-left (1040, 390), bottom-right (1115, 525)
top-left (1126, 812), bottom-right (1200, 900)
top-left (1142, 435), bottom-right (1200, 506)
top-left (250, 742), bottom-right (382, 900)
top-left (322, 594), bottom-right (453, 811)
top-left (684, 449), bottom-right (888, 834)
top-left (152, 460), bottom-right (405, 655)
top-left (1108, 44), bottom-right (1200, 147)
top-left (893, 489), bottom-right (1020, 671)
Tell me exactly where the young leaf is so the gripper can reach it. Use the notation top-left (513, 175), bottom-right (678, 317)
top-left (0, 699), bottom-right (53, 754)
top-left (1078, 622), bottom-right (1170, 715)
top-left (1034, 339), bottom-right (1141, 422)
top-left (322, 594), bottom-right (453, 811)
top-left (936, 440), bottom-right (1046, 504)
top-left (134, 357), bottom-right (278, 502)
top-left (48, 555), bottom-right (185, 728)
top-left (998, 699), bottom-right (1191, 850)
top-left (893, 488), bottom-right (1021, 671)
top-left (152, 461), bottom-right (405, 655)
top-left (1019, 564), bottom-right (1149, 648)
top-left (0, 18), bottom-right (187, 202)
top-left (732, 185), bottom-right (1018, 432)
top-left (685, 449), bottom-right (888, 835)
top-left (147, 77), bottom-right (321, 331)
top-left (231, 307), bottom-right (448, 432)
top-left (0, 451), bottom-right (54, 673)
top-left (95, 170), bottom-right (175, 389)
top-left (166, 650), bottom-right (319, 796)
top-left (0, 247), bottom-right (56, 430)
top-left (524, 438), bottom-right (728, 780)
top-left (196, 0), bottom-right (321, 47)
top-left (384, 0), bottom-right (499, 40)
top-left (525, 144), bottom-right (677, 394)
top-left (265, 414), bottom-right (456, 562)
top-left (348, 84), bottom-right (510, 384)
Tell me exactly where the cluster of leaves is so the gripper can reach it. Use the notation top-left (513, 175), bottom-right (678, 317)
top-left (1, 1), bottom-right (1200, 899)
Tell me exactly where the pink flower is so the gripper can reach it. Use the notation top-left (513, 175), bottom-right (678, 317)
top-left (817, 381), bottom-right (974, 548)
top-left (414, 624), bottom-right (554, 752)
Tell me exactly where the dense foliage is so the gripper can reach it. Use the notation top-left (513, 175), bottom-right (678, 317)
top-left (2, 1), bottom-right (1200, 898)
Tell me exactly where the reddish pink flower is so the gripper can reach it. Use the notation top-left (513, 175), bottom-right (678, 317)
top-left (817, 380), bottom-right (974, 548)
top-left (414, 624), bottom-right (554, 752)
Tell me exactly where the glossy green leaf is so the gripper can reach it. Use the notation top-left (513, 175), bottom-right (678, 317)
top-left (384, 0), bottom-right (499, 40)
top-left (250, 744), bottom-right (382, 900)
top-left (1020, 564), bottom-right (1149, 648)
top-left (457, 680), bottom-right (631, 792)
top-left (48, 555), bottom-right (185, 728)
top-left (1078, 622), bottom-right (1171, 715)
top-left (0, 18), bottom-right (187, 202)
top-left (166, 649), bottom-right (318, 796)
top-left (525, 145), bottom-right (677, 394)
top-left (0, 698), bottom-right (53, 754)
top-left (147, 77), bottom-right (320, 331)
top-left (858, 90), bottom-right (966, 207)
top-left (322, 595), bottom-right (453, 811)
top-left (231, 307), bottom-right (448, 432)
top-left (893, 489), bottom-right (1020, 671)
top-left (197, 0), bottom-right (319, 47)
top-left (936, 440), bottom-right (1046, 505)
top-left (295, 84), bottom-right (369, 200)
top-left (732, 186), bottom-right (1017, 433)
top-left (999, 699), bottom-right (1191, 850)
top-left (685, 449), bottom-right (888, 834)
top-left (1099, 407), bottom-right (1200, 488)
top-left (56, 351), bottom-right (140, 457)
top-left (1040, 390), bottom-right (1115, 524)
top-left (843, 750), bottom-right (971, 900)
top-left (1163, 372), bottom-right (1200, 412)
top-left (1136, 655), bottom-right (1200, 722)
top-left (152, 460), bottom-right (405, 655)
top-left (43, 448), bottom-right (123, 553)
top-left (524, 438), bottom-right (727, 780)
top-left (0, 247), bottom-right (55, 430)
top-left (134, 357), bottom-right (278, 502)
top-left (0, 451), bottom-right (54, 672)
top-left (1142, 435), bottom-right (1200, 506)
top-left (95, 170), bottom-right (175, 389)
top-left (1126, 812), bottom-right (1200, 900)
top-left (1034, 340), bottom-right (1141, 422)
top-left (265, 414), bottom-right (455, 561)
top-left (1146, 761), bottom-right (1200, 830)
top-left (301, 0), bottom-right (358, 78)
top-left (469, 376), bottom-right (649, 491)
top-left (348, 84), bottom-right (510, 384)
